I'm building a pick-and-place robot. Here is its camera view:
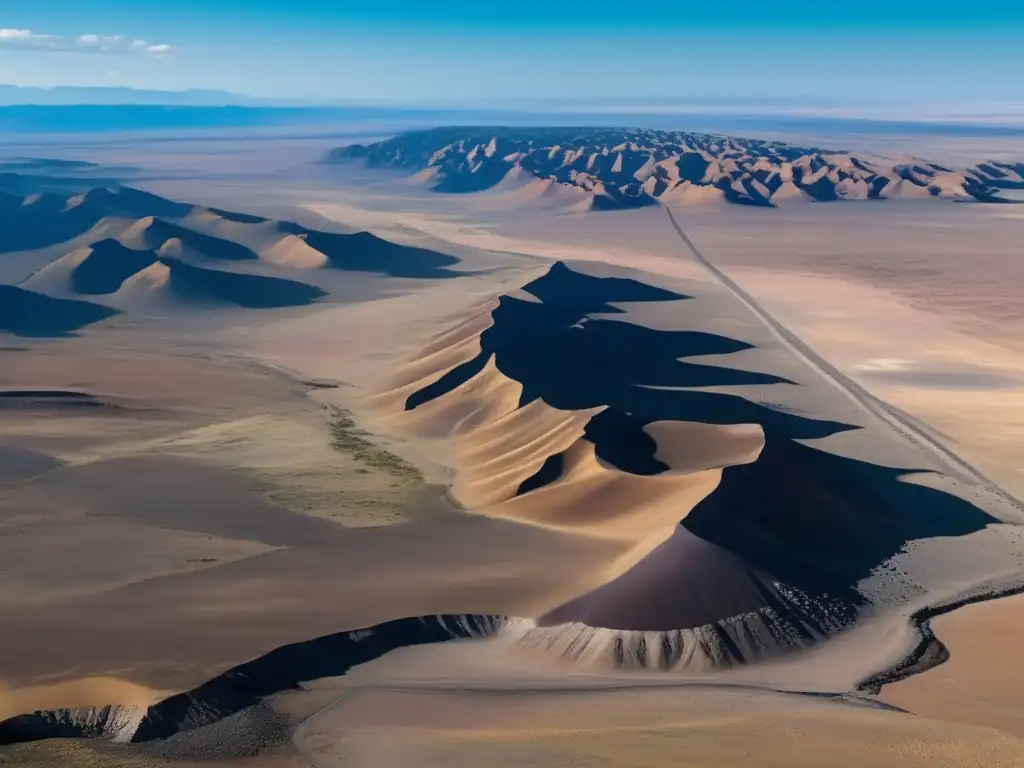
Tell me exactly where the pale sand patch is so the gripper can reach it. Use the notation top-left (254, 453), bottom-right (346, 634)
top-left (880, 593), bottom-right (1024, 737)
top-left (303, 687), bottom-right (1024, 768)
top-left (303, 202), bottom-right (711, 283)
top-left (93, 413), bottom-right (421, 528)
top-left (0, 507), bottom-right (275, 607)
top-left (681, 205), bottom-right (1024, 354)
top-left (707, 267), bottom-right (1024, 501)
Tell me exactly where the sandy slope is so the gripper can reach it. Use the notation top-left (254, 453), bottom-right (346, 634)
top-left (134, 170), bottom-right (1024, 746)
top-left (880, 592), bottom-right (1024, 737)
top-left (3, 156), bottom-right (1024, 764)
top-left (301, 684), bottom-right (1024, 768)
top-left (358, 258), bottom-right (1023, 684)
top-left (0, 680), bottom-right (165, 724)
top-left (693, 266), bottom-right (1024, 507)
top-left (2, 183), bottom-right (472, 325)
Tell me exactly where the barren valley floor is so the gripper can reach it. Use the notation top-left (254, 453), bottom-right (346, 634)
top-left (1, 133), bottom-right (1023, 766)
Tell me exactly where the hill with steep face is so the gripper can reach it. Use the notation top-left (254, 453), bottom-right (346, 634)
top-left (0, 179), bottom-right (468, 333)
top-left (1, 183), bottom-right (461, 279)
top-left (326, 127), bottom-right (1024, 209)
top-left (0, 285), bottom-right (118, 337)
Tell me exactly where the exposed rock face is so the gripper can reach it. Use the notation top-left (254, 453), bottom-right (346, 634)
top-left (325, 127), bottom-right (1024, 209)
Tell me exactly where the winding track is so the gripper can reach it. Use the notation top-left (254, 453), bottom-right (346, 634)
top-left (663, 206), bottom-right (1022, 512)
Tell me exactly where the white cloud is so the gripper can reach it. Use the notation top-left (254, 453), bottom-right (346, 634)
top-left (0, 28), bottom-right (58, 45)
top-left (0, 27), bottom-right (175, 55)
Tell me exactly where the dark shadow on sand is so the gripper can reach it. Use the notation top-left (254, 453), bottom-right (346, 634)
top-left (0, 615), bottom-right (503, 745)
top-left (0, 191), bottom-right (105, 253)
top-left (0, 445), bottom-right (63, 485)
top-left (0, 285), bottom-right (118, 337)
top-left (70, 239), bottom-right (158, 294)
top-left (160, 257), bottom-right (326, 308)
top-left (282, 226), bottom-right (463, 279)
top-left (136, 218), bottom-right (260, 261)
top-left (407, 262), bottom-right (998, 620)
top-left (0, 175), bottom-right (466, 282)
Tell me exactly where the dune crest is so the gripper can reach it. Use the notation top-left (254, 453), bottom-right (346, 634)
top-left (369, 277), bottom-right (845, 672)
top-left (364, 257), bottom-right (1020, 681)
top-left (372, 261), bottom-right (789, 640)
top-left (378, 309), bottom-right (763, 560)
top-left (261, 233), bottom-right (330, 269)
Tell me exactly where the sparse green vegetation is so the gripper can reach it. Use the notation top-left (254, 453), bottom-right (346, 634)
top-left (327, 407), bottom-right (422, 479)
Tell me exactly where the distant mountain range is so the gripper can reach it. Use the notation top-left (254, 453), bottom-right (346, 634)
top-left (326, 127), bottom-right (1024, 209)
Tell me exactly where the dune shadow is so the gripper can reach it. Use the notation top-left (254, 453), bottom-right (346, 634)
top-left (408, 262), bottom-right (792, 413)
top-left (282, 226), bottom-right (462, 278)
top-left (0, 445), bottom-right (63, 485)
top-left (70, 239), bottom-right (158, 294)
top-left (137, 218), bottom-right (259, 262)
top-left (0, 285), bottom-right (118, 337)
top-left (0, 390), bottom-right (117, 408)
top-left (0, 185), bottom-right (200, 255)
top-left (682, 438), bottom-right (997, 601)
top-left (160, 257), bottom-right (326, 308)
top-left (94, 187), bottom-right (194, 219)
top-left (537, 525), bottom-right (844, 635)
top-left (406, 262), bottom-right (998, 616)
top-left (0, 615), bottom-right (503, 745)
top-left (0, 176), bottom-right (466, 285)
top-left (0, 192), bottom-right (106, 254)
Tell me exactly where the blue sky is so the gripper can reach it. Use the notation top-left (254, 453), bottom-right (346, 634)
top-left (0, 2), bottom-right (1022, 111)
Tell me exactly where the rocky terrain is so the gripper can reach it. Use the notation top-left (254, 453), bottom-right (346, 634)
top-left (326, 127), bottom-right (1024, 209)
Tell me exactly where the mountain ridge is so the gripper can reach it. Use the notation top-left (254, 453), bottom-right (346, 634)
top-left (326, 126), bottom-right (1024, 209)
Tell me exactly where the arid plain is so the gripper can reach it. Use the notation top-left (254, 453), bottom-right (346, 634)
top-left (1, 126), bottom-right (1023, 768)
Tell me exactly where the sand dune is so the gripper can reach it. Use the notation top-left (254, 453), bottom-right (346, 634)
top-left (118, 216), bottom-right (259, 262)
top-left (290, 227), bottom-right (461, 278)
top-left (109, 256), bottom-right (326, 310)
top-left (369, 259), bottom-right (1022, 677)
top-left (1, 181), bottom-right (467, 315)
top-left (0, 285), bottom-right (118, 337)
top-left (261, 233), bottom-right (330, 269)
top-left (0, 191), bottom-right (108, 253)
top-left (0, 177), bottom-right (478, 329)
top-left (4, 253), bottom-right (1023, 761)
top-left (4, 155), bottom-right (1024, 766)
top-left (110, 262), bottom-right (175, 310)
top-left (23, 239), bottom-right (158, 296)
top-left (18, 238), bottom-right (326, 310)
